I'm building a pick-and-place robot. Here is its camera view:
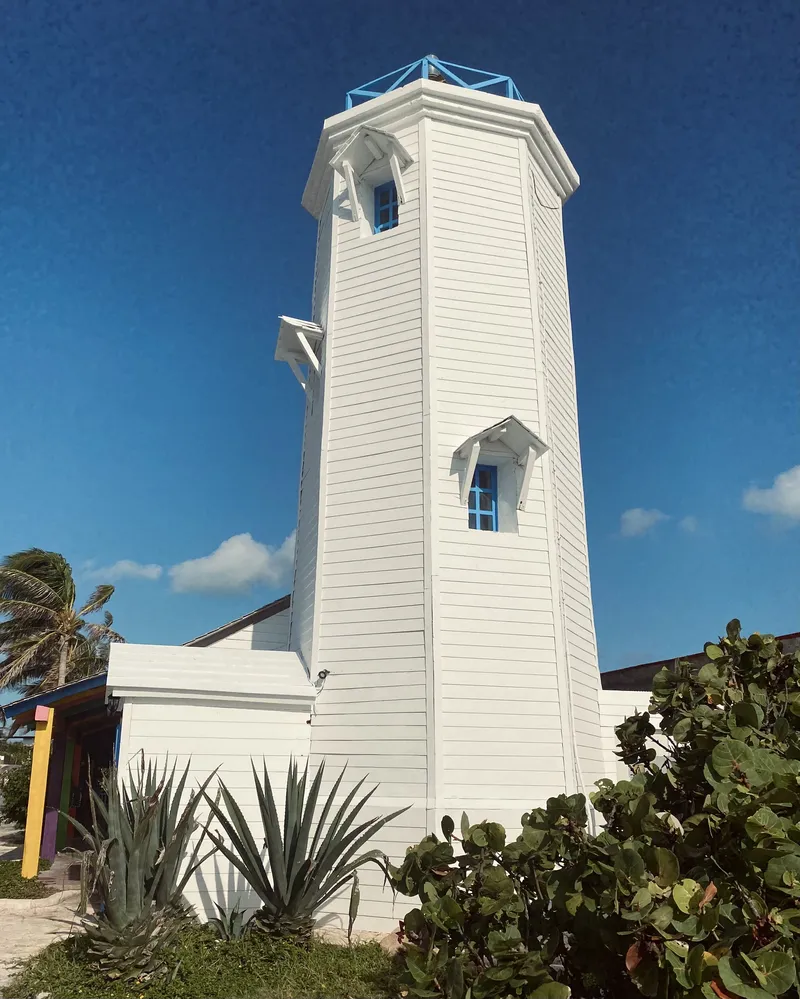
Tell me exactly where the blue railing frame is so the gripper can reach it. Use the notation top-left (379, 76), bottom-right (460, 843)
top-left (345, 55), bottom-right (523, 110)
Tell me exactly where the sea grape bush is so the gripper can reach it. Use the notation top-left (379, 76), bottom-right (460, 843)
top-left (391, 620), bottom-right (800, 999)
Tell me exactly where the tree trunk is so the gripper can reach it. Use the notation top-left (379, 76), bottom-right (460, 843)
top-left (57, 637), bottom-right (68, 688)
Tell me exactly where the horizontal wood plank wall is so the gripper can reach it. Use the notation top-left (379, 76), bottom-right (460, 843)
top-left (429, 119), bottom-right (567, 825)
top-left (309, 120), bottom-right (428, 932)
top-left (208, 608), bottom-right (290, 651)
top-left (120, 696), bottom-right (312, 919)
top-left (529, 156), bottom-right (605, 791)
top-left (290, 189), bottom-right (332, 666)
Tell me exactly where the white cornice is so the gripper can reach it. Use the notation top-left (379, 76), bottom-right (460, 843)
top-left (302, 79), bottom-right (579, 218)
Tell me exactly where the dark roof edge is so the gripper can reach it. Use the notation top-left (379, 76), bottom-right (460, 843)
top-left (184, 595), bottom-right (291, 648)
top-left (602, 629), bottom-right (800, 692)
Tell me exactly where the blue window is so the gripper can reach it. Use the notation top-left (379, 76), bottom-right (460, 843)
top-left (374, 181), bottom-right (399, 233)
top-left (468, 464), bottom-right (498, 531)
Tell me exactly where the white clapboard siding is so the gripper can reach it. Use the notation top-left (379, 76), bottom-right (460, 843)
top-left (108, 643), bottom-right (316, 920)
top-left (306, 118), bottom-right (428, 933)
top-left (428, 118), bottom-right (567, 812)
top-left (528, 153), bottom-right (604, 791)
top-left (207, 607), bottom-right (290, 651)
top-left (289, 190), bottom-right (332, 666)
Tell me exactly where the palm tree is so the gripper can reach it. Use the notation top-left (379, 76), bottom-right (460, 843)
top-left (0, 549), bottom-right (125, 695)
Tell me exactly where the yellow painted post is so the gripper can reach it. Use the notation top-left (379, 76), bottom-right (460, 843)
top-left (21, 705), bottom-right (54, 879)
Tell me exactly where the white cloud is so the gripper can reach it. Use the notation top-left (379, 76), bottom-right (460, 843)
top-left (169, 532), bottom-right (296, 594)
top-left (743, 465), bottom-right (800, 521)
top-left (620, 508), bottom-right (669, 538)
top-left (85, 559), bottom-right (163, 582)
top-left (679, 515), bottom-right (699, 533)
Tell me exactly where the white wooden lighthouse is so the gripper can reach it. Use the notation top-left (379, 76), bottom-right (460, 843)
top-left (275, 56), bottom-right (605, 929)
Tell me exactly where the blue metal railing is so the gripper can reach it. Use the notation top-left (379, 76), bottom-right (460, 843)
top-left (345, 54), bottom-right (523, 110)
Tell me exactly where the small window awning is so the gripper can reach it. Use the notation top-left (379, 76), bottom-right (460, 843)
top-left (275, 316), bottom-right (325, 390)
top-left (454, 415), bottom-right (549, 511)
top-left (329, 126), bottom-right (414, 221)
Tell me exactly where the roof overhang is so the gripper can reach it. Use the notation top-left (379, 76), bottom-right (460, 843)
top-left (275, 316), bottom-right (325, 390)
top-left (2, 672), bottom-right (112, 732)
top-left (108, 645), bottom-right (316, 711)
top-left (329, 125), bottom-right (414, 220)
top-left (303, 78), bottom-right (580, 219)
top-left (185, 594), bottom-right (291, 648)
top-left (454, 415), bottom-right (549, 511)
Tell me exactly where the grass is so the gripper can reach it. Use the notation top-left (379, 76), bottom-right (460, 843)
top-left (5, 927), bottom-right (405, 999)
top-left (0, 859), bottom-right (54, 899)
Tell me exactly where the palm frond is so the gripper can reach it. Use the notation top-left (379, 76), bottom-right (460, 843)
top-left (0, 632), bottom-right (60, 688)
top-left (0, 549), bottom-right (73, 607)
top-left (78, 584), bottom-right (115, 617)
top-left (0, 599), bottom-right (60, 627)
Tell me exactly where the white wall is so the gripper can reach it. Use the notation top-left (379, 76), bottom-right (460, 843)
top-left (207, 607), bottom-right (290, 651)
top-left (428, 119), bottom-right (569, 824)
top-left (119, 696), bottom-right (311, 919)
top-left (289, 191), bottom-right (332, 668)
top-left (528, 154), bottom-right (604, 793)
top-left (306, 118), bottom-right (428, 932)
top-left (109, 643), bottom-right (316, 920)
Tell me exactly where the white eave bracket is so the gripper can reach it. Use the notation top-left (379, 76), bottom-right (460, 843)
top-left (329, 125), bottom-right (414, 217)
top-left (275, 316), bottom-right (325, 391)
top-left (454, 415), bottom-right (549, 512)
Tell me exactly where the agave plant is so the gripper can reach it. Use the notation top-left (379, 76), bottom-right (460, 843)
top-left (204, 757), bottom-right (407, 941)
top-left (208, 900), bottom-right (253, 941)
top-left (67, 756), bottom-right (217, 983)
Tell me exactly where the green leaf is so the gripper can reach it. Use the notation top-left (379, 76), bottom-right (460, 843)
top-left (652, 847), bottom-right (680, 887)
top-left (706, 643), bottom-right (724, 660)
top-left (673, 716), bottom-right (692, 742)
top-left (732, 701), bottom-right (765, 731)
top-left (719, 955), bottom-right (774, 999)
top-left (673, 879), bottom-right (701, 913)
top-left (745, 806), bottom-right (784, 841)
top-left (712, 739), bottom-right (754, 778)
top-left (743, 951), bottom-right (797, 995)
top-left (766, 856), bottom-right (800, 894)
top-left (530, 984), bottom-right (570, 999)
top-left (446, 958), bottom-right (465, 999)
top-left (615, 847), bottom-right (646, 885)
top-left (687, 945), bottom-right (705, 987)
top-left (441, 815), bottom-right (455, 841)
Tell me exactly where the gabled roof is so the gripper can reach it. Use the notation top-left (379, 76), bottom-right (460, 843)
top-left (454, 415), bottom-right (548, 462)
top-left (329, 124), bottom-right (413, 177)
top-left (184, 594), bottom-right (291, 648)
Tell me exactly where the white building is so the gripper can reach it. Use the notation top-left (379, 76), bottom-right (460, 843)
top-left (109, 57), bottom-right (649, 934)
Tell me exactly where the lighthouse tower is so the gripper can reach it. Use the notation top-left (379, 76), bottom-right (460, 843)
top-left (275, 57), bottom-right (603, 930)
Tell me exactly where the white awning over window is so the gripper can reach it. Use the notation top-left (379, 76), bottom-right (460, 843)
top-left (454, 415), bottom-right (549, 511)
top-left (329, 126), bottom-right (413, 221)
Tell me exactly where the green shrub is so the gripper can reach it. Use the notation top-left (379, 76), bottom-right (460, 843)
top-left (0, 756), bottom-right (31, 827)
top-left (0, 738), bottom-right (33, 764)
top-left (391, 620), bottom-right (800, 999)
top-left (0, 858), bottom-right (53, 899)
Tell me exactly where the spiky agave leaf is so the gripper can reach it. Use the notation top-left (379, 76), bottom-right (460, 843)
top-left (64, 758), bottom-right (218, 982)
top-left (204, 756), bottom-right (408, 941)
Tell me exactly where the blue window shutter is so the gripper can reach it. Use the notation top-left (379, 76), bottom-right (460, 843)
top-left (468, 464), bottom-right (498, 531)
top-left (373, 181), bottom-right (399, 233)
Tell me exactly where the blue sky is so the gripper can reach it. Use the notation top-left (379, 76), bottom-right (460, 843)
top-left (1, 0), bottom-right (797, 672)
